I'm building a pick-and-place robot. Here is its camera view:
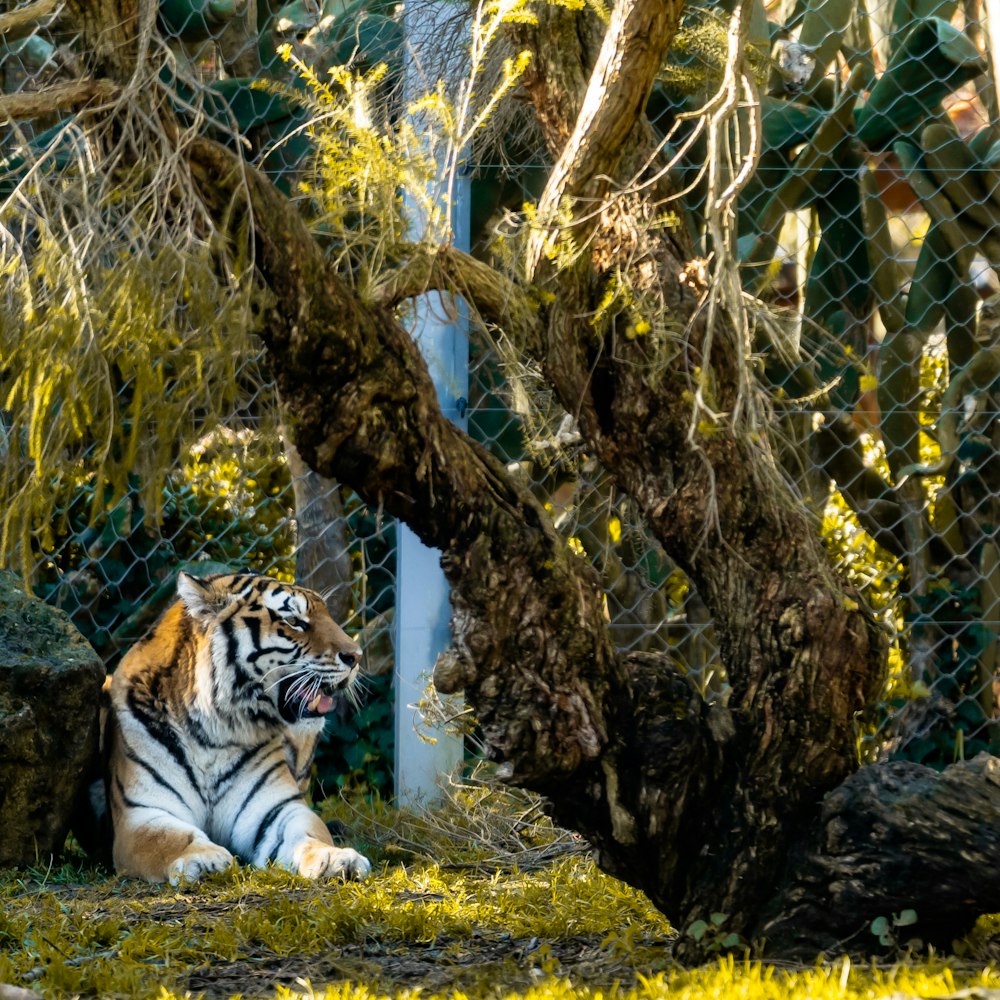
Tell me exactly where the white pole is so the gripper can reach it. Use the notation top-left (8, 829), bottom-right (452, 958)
top-left (394, 1), bottom-right (469, 808)
top-left (986, 0), bottom-right (1000, 116)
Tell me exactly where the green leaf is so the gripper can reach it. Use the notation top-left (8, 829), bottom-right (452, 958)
top-left (710, 912), bottom-right (728, 926)
top-left (871, 916), bottom-right (890, 936)
top-left (895, 909), bottom-right (918, 927)
top-left (687, 919), bottom-right (709, 941)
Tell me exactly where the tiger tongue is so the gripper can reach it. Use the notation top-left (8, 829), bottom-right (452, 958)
top-left (306, 693), bottom-right (336, 715)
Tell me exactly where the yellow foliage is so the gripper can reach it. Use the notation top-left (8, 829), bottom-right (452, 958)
top-left (659, 12), bottom-right (770, 95)
top-left (0, 223), bottom-right (261, 575)
top-left (0, 0), bottom-right (536, 574)
top-left (608, 516), bottom-right (622, 545)
top-left (264, 0), bottom-right (532, 290)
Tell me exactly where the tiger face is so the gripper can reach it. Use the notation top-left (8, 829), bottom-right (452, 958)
top-left (176, 571), bottom-right (363, 729)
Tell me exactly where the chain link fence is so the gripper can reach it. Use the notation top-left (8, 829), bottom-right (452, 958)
top-left (2, 0), bottom-right (999, 786)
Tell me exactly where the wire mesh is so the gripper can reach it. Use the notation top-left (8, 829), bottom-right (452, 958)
top-left (1, 0), bottom-right (999, 778)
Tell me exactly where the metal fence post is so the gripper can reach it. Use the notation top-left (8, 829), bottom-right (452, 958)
top-left (394, 3), bottom-right (469, 808)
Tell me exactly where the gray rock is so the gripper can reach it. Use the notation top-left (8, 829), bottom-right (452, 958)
top-left (0, 570), bottom-right (104, 867)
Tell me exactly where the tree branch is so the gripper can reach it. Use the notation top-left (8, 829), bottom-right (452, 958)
top-left (187, 136), bottom-right (622, 791)
top-left (0, 0), bottom-right (60, 39)
top-left (526, 0), bottom-right (681, 273)
top-left (372, 243), bottom-right (545, 356)
top-left (0, 0), bottom-right (63, 44)
top-left (0, 79), bottom-right (118, 122)
top-left (503, 0), bottom-right (889, 941)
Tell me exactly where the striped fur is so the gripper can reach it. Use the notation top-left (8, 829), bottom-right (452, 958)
top-left (105, 571), bottom-right (371, 885)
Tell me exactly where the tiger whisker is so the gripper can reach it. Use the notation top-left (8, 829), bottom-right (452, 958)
top-left (259, 663), bottom-right (295, 684)
top-left (263, 674), bottom-right (295, 695)
top-left (262, 664), bottom-right (352, 708)
top-left (343, 682), bottom-right (361, 710)
top-left (288, 673), bottom-right (320, 699)
top-left (258, 658), bottom-right (319, 683)
top-left (290, 677), bottom-right (328, 706)
top-left (264, 667), bottom-right (312, 695)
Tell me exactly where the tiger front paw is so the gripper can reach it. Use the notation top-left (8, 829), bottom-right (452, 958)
top-left (295, 839), bottom-right (372, 880)
top-left (166, 842), bottom-right (235, 886)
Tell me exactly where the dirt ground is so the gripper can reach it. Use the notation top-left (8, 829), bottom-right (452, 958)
top-left (180, 931), bottom-right (671, 997)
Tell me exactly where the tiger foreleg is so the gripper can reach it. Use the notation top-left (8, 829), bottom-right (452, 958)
top-left (113, 812), bottom-right (235, 886)
top-left (263, 804), bottom-right (372, 880)
top-left (165, 839), bottom-right (236, 886)
top-left (293, 838), bottom-right (372, 880)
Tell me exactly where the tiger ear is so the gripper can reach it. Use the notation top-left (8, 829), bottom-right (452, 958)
top-left (177, 572), bottom-right (223, 622)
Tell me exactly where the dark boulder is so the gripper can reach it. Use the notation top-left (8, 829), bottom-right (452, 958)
top-left (0, 570), bottom-right (104, 867)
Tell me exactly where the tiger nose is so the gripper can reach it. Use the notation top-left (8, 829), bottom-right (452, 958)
top-left (339, 652), bottom-right (359, 668)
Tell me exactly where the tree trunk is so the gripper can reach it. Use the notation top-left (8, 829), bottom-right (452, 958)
top-left (185, 127), bottom-right (1000, 958)
top-left (284, 438), bottom-right (353, 626)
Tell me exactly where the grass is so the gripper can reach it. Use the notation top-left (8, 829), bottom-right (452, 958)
top-left (3, 782), bottom-right (1000, 999)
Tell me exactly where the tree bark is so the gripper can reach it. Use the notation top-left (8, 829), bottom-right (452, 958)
top-left (189, 137), bottom-right (622, 792)
top-left (63, 0), bottom-right (141, 79)
top-left (284, 439), bottom-right (354, 626)
top-left (761, 753), bottom-right (1000, 956)
top-left (498, 0), bottom-right (888, 943)
top-left (0, 78), bottom-right (119, 120)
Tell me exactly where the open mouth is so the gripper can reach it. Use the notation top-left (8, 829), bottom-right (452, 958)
top-left (277, 677), bottom-right (344, 722)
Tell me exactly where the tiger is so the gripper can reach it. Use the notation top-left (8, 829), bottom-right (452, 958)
top-left (102, 570), bottom-right (372, 885)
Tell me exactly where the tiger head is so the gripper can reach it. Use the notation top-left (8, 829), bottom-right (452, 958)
top-left (176, 572), bottom-right (362, 727)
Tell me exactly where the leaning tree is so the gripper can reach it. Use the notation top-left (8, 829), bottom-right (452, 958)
top-left (4, 0), bottom-right (1000, 958)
